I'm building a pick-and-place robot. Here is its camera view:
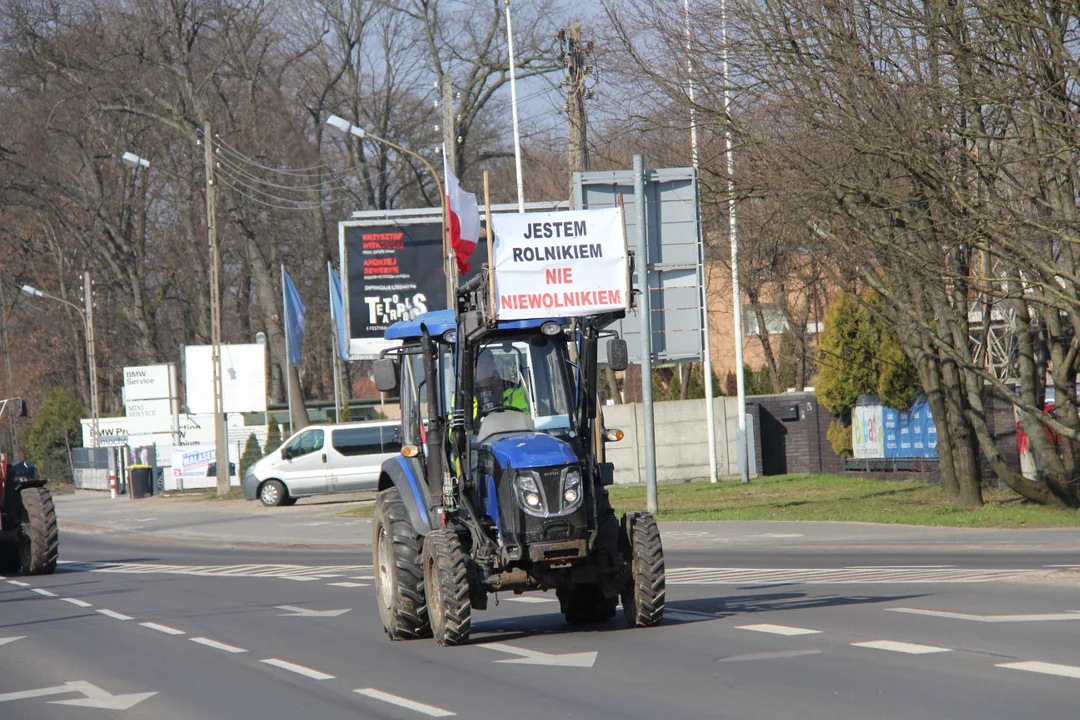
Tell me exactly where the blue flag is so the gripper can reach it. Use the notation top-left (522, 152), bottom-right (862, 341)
top-left (282, 268), bottom-right (306, 366)
top-left (328, 263), bottom-right (348, 362)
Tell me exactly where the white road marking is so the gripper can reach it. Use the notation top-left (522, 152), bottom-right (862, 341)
top-left (997, 661), bottom-right (1080, 679)
top-left (62, 598), bottom-right (92, 608)
top-left (718, 649), bottom-right (822, 663)
top-left (355, 688), bottom-right (456, 717)
top-left (0, 681), bottom-right (156, 710)
top-left (667, 567), bottom-right (1040, 585)
top-left (479, 642), bottom-right (598, 667)
top-left (260, 658), bottom-right (335, 680)
top-left (97, 609), bottom-right (133, 621)
top-left (327, 582), bottom-right (368, 588)
top-left (7, 580), bottom-right (29, 587)
top-left (276, 605), bottom-right (351, 617)
top-left (1044, 564), bottom-right (1080, 568)
top-left (283, 577), bottom-right (319, 582)
top-left (852, 640), bottom-right (951, 655)
top-left (31, 588), bottom-right (57, 597)
top-left (349, 576), bottom-right (374, 581)
top-left (0, 636), bottom-right (26, 647)
top-left (191, 637), bottom-right (247, 654)
top-left (845, 565), bottom-right (955, 569)
top-left (139, 622), bottom-right (185, 636)
top-left (889, 608), bottom-right (1080, 623)
top-left (737, 624), bottom-right (821, 636)
top-left (503, 596), bottom-right (557, 604)
top-left (62, 561), bottom-right (373, 581)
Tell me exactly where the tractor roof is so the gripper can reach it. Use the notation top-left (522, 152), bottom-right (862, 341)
top-left (384, 309), bottom-right (568, 340)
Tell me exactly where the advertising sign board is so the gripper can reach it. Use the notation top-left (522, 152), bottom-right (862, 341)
top-left (340, 220), bottom-right (488, 359)
top-left (491, 208), bottom-right (628, 321)
top-left (852, 404), bottom-right (884, 459)
top-left (184, 344), bottom-right (268, 414)
top-left (122, 398), bottom-right (175, 434)
top-left (123, 364), bottom-right (173, 402)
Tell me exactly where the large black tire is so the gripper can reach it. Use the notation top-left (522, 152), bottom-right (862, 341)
top-left (557, 584), bottom-right (617, 625)
top-left (620, 512), bottom-right (664, 627)
top-left (372, 488), bottom-right (430, 640)
top-left (19, 487), bottom-right (59, 576)
top-left (422, 528), bottom-right (471, 647)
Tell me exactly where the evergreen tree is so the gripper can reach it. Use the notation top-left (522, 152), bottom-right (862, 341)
top-left (24, 387), bottom-right (84, 483)
top-left (263, 415), bottom-right (283, 455)
top-left (240, 433), bottom-right (263, 476)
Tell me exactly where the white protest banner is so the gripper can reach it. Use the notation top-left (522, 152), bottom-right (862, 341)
top-left (492, 208), bottom-right (628, 320)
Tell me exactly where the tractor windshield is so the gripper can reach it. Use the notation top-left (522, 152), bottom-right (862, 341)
top-left (474, 335), bottom-right (574, 433)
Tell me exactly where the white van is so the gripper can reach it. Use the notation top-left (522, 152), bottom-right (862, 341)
top-left (242, 420), bottom-right (400, 506)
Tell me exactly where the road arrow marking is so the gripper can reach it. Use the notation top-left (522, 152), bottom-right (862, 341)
top-left (0, 681), bottom-right (156, 710)
top-left (890, 607), bottom-right (1080, 623)
top-left (480, 642), bottom-right (598, 667)
top-left (0, 636), bottom-right (26, 647)
top-left (276, 605), bottom-right (351, 617)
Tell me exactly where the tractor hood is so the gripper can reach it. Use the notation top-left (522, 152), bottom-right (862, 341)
top-left (483, 432), bottom-right (578, 471)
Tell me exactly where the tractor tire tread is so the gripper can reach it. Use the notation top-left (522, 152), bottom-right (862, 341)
top-left (20, 487), bottom-right (59, 576)
top-left (423, 529), bottom-right (471, 647)
top-left (621, 512), bottom-right (665, 627)
top-left (373, 488), bottom-right (431, 640)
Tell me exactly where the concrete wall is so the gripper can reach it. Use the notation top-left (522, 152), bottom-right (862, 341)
top-left (601, 397), bottom-right (747, 485)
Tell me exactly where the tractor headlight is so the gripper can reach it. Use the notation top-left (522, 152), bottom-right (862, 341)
top-left (513, 471), bottom-right (546, 517)
top-left (562, 467), bottom-right (583, 512)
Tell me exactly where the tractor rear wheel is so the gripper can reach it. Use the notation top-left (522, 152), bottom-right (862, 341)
top-left (19, 487), bottom-right (59, 576)
top-left (422, 529), bottom-right (471, 647)
top-left (620, 512), bottom-right (664, 627)
top-left (372, 488), bottom-right (430, 640)
top-left (557, 584), bottom-right (617, 625)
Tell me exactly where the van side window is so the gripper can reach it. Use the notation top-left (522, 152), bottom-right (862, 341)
top-left (382, 425), bottom-right (402, 454)
top-left (332, 427), bottom-right (382, 456)
top-left (284, 429), bottom-right (324, 458)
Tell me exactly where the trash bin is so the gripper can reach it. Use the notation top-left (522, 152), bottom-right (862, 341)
top-left (129, 465), bottom-right (153, 499)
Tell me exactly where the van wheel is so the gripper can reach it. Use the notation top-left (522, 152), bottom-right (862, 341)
top-left (259, 480), bottom-right (287, 507)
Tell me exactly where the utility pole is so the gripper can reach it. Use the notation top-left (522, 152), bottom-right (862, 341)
top-left (83, 272), bottom-right (99, 450)
top-left (440, 73), bottom-right (458, 300)
top-left (0, 275), bottom-right (17, 456)
top-left (562, 24), bottom-right (593, 207)
top-left (204, 124), bottom-right (229, 496)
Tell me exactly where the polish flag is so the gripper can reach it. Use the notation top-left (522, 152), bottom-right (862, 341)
top-left (444, 154), bottom-right (481, 274)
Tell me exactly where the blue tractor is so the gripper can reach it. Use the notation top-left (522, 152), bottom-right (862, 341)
top-left (370, 276), bottom-right (664, 645)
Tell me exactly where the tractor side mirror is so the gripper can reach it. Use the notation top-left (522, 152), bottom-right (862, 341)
top-left (373, 357), bottom-right (399, 393)
top-left (607, 338), bottom-right (629, 372)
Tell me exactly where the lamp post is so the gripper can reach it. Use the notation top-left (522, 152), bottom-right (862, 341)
top-left (21, 279), bottom-right (99, 449)
top-left (324, 115), bottom-right (454, 306)
top-left (123, 148), bottom-right (229, 495)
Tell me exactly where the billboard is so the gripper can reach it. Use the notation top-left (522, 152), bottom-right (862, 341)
top-left (340, 220), bottom-right (488, 359)
top-left (852, 404), bottom-right (884, 459)
top-left (492, 208), bottom-right (629, 320)
top-left (123, 364), bottom-right (174, 402)
top-left (184, 344), bottom-right (267, 414)
top-left (81, 417), bottom-right (128, 448)
top-left (882, 401), bottom-right (939, 459)
top-left (122, 398), bottom-right (174, 434)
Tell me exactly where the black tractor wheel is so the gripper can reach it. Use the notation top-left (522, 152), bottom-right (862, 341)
top-left (19, 487), bottom-right (59, 576)
top-left (557, 584), bottom-right (617, 625)
top-left (372, 488), bottom-right (430, 640)
top-left (422, 528), bottom-right (471, 647)
top-left (620, 512), bottom-right (664, 627)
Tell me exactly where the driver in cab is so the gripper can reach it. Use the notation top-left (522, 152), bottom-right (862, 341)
top-left (475, 349), bottom-right (528, 417)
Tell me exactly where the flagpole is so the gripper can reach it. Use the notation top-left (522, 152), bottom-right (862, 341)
top-left (328, 262), bottom-right (343, 422)
top-left (442, 148), bottom-right (456, 306)
top-left (505, 0), bottom-right (525, 212)
top-left (281, 264), bottom-right (294, 437)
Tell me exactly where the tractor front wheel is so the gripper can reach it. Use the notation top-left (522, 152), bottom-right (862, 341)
top-left (620, 512), bottom-right (664, 627)
top-left (372, 488), bottom-right (430, 640)
top-left (423, 529), bottom-right (471, 647)
top-left (19, 487), bottom-right (59, 576)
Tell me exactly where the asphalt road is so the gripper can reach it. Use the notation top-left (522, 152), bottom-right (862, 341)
top-left (4, 525), bottom-right (1080, 719)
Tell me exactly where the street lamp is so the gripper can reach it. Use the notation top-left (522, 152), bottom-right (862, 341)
top-left (122, 146), bottom-right (230, 496)
top-left (323, 115), bottom-right (455, 305)
top-left (21, 278), bottom-right (99, 449)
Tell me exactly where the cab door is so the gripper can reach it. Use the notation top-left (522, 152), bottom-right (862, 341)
top-left (278, 429), bottom-right (329, 496)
